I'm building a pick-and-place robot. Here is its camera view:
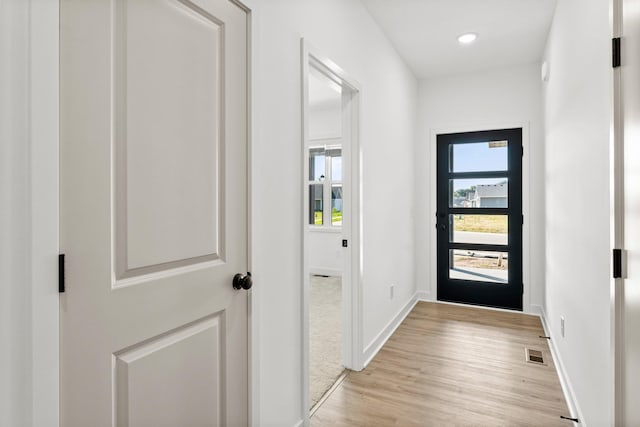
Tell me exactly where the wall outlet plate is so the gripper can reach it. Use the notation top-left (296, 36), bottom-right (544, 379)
top-left (541, 61), bottom-right (550, 82)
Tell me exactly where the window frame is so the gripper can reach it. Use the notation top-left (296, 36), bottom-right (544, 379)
top-left (307, 138), bottom-right (342, 229)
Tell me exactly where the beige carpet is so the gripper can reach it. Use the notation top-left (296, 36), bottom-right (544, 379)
top-left (309, 275), bottom-right (344, 408)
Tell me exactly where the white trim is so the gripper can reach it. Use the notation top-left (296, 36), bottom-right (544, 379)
top-left (301, 38), bottom-right (363, 427)
top-left (609, 0), bottom-right (624, 424)
top-left (30, 0), bottom-right (60, 425)
top-left (1, 3), bottom-right (30, 426)
top-left (428, 121), bottom-right (534, 314)
top-left (528, 303), bottom-right (543, 317)
top-left (235, 0), bottom-right (260, 426)
top-left (301, 41), bottom-right (311, 427)
top-left (307, 226), bottom-right (342, 234)
top-left (343, 73), bottom-right (363, 372)
top-left (362, 294), bottom-right (418, 368)
top-left (292, 420), bottom-right (304, 427)
top-left (1, 0), bottom-right (60, 424)
top-left (415, 290), bottom-right (431, 301)
top-left (539, 306), bottom-right (584, 426)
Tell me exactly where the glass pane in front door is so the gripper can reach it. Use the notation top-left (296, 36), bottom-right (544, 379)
top-left (449, 249), bottom-right (509, 284)
top-left (450, 214), bottom-right (508, 245)
top-left (450, 178), bottom-right (509, 208)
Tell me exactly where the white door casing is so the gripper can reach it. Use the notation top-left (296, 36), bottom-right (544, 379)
top-left (60, 0), bottom-right (249, 425)
top-left (615, 0), bottom-right (640, 424)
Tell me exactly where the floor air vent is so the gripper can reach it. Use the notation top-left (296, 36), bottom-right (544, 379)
top-left (525, 348), bottom-right (545, 365)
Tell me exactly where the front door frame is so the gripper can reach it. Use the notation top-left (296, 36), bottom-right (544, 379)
top-left (436, 128), bottom-right (524, 311)
top-left (429, 122), bottom-right (533, 313)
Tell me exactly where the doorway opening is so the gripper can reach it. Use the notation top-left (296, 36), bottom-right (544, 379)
top-left (301, 40), bottom-right (362, 418)
top-left (307, 73), bottom-right (344, 408)
top-left (436, 128), bottom-right (523, 311)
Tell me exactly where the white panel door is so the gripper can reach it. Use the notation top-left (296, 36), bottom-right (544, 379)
top-left (60, 0), bottom-right (249, 425)
top-left (621, 0), bottom-right (640, 424)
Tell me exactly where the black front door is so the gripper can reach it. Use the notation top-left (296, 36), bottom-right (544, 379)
top-left (436, 128), bottom-right (523, 311)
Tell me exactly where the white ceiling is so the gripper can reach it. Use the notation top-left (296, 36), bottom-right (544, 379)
top-left (360, 0), bottom-right (558, 79)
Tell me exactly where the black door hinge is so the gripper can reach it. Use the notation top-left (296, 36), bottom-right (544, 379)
top-left (613, 37), bottom-right (621, 68)
top-left (59, 253), bottom-right (65, 293)
top-left (613, 249), bottom-right (622, 279)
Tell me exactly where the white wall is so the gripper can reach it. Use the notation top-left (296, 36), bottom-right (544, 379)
top-left (308, 231), bottom-right (342, 276)
top-left (309, 105), bottom-right (341, 140)
top-left (542, 0), bottom-right (612, 424)
top-left (0, 0), bottom-right (59, 426)
top-left (415, 63), bottom-right (545, 312)
top-left (251, 1), bottom-right (417, 425)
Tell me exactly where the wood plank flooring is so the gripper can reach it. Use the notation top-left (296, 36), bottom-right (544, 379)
top-left (311, 302), bottom-right (572, 427)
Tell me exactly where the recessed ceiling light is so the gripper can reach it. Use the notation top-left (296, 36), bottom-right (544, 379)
top-left (457, 33), bottom-right (478, 45)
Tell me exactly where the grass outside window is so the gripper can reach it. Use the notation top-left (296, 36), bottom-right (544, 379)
top-left (315, 209), bottom-right (341, 225)
top-left (453, 215), bottom-right (507, 234)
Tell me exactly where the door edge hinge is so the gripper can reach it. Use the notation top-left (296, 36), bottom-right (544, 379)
top-left (613, 248), bottom-right (622, 279)
top-left (59, 253), bottom-right (65, 293)
top-left (613, 37), bottom-right (621, 68)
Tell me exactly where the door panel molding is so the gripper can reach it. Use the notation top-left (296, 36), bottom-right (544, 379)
top-left (113, 0), bottom-right (226, 280)
top-left (114, 314), bottom-right (224, 426)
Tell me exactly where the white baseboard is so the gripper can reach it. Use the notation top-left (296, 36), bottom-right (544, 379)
top-left (292, 420), bottom-right (304, 427)
top-left (309, 267), bottom-right (342, 277)
top-left (528, 303), bottom-right (543, 316)
top-left (538, 307), bottom-right (585, 426)
top-left (415, 290), bottom-right (431, 301)
top-left (362, 293), bottom-right (418, 368)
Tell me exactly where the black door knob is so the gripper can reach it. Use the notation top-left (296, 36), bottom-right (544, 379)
top-left (233, 272), bottom-right (252, 290)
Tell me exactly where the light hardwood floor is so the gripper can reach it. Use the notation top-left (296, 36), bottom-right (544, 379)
top-left (311, 302), bottom-right (572, 427)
